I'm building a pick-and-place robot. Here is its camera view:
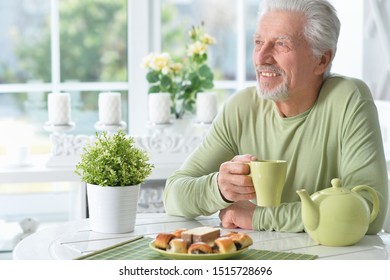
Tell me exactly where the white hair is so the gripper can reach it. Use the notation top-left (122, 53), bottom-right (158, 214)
top-left (259, 0), bottom-right (341, 77)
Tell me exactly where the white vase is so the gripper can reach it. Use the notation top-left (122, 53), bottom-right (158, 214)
top-left (196, 92), bottom-right (218, 124)
top-left (87, 183), bottom-right (140, 234)
top-left (148, 93), bottom-right (171, 124)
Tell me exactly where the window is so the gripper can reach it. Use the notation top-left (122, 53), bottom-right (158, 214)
top-left (0, 0), bottom-right (129, 158)
top-left (159, 0), bottom-right (258, 99)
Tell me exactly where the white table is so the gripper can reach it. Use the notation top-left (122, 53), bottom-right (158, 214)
top-left (13, 213), bottom-right (390, 260)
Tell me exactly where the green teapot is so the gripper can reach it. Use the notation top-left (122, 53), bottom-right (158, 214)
top-left (296, 178), bottom-right (379, 247)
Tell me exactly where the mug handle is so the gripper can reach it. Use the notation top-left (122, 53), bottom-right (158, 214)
top-left (351, 185), bottom-right (380, 224)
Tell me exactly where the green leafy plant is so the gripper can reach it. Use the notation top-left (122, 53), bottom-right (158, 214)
top-left (141, 22), bottom-right (216, 119)
top-left (75, 130), bottom-right (154, 186)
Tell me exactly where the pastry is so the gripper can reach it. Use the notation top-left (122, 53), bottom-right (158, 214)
top-left (154, 233), bottom-right (175, 250)
top-left (222, 231), bottom-right (238, 237)
top-left (187, 242), bottom-right (213, 254)
top-left (167, 238), bottom-right (187, 253)
top-left (230, 233), bottom-right (253, 250)
top-left (172, 228), bottom-right (188, 239)
top-left (214, 237), bottom-right (237, 253)
top-left (153, 227), bottom-right (252, 255)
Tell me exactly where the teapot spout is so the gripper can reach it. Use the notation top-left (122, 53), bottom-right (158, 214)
top-left (296, 189), bottom-right (319, 231)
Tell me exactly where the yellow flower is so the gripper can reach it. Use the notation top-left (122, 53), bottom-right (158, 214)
top-left (171, 62), bottom-right (183, 75)
top-left (201, 34), bottom-right (216, 45)
top-left (188, 26), bottom-right (202, 39)
top-left (150, 53), bottom-right (172, 73)
top-left (187, 41), bottom-right (208, 56)
top-left (140, 53), bottom-right (154, 69)
top-left (188, 29), bottom-right (196, 39)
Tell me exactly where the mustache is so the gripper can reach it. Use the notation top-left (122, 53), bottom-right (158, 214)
top-left (255, 65), bottom-right (285, 75)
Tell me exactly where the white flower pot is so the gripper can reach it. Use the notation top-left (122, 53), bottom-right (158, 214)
top-left (148, 93), bottom-right (171, 124)
top-left (196, 92), bottom-right (218, 124)
top-left (87, 183), bottom-right (140, 234)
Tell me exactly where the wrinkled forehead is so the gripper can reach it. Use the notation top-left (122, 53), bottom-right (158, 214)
top-left (256, 10), bottom-right (306, 40)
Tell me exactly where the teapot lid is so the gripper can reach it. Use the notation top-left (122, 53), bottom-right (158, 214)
top-left (318, 178), bottom-right (352, 195)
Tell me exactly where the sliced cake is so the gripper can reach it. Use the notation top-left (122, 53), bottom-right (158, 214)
top-left (181, 226), bottom-right (220, 246)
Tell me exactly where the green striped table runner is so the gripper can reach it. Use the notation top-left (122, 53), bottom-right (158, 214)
top-left (76, 237), bottom-right (317, 260)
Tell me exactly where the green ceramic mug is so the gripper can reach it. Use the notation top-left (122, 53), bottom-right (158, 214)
top-left (248, 160), bottom-right (287, 207)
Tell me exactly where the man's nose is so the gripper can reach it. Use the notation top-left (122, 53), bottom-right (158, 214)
top-left (255, 42), bottom-right (275, 65)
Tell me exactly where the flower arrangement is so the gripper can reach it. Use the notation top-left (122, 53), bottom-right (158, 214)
top-left (141, 22), bottom-right (216, 119)
top-left (75, 130), bottom-right (154, 187)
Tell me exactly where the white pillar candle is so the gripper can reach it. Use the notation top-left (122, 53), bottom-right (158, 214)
top-left (148, 93), bottom-right (171, 124)
top-left (48, 92), bottom-right (71, 125)
top-left (196, 92), bottom-right (218, 124)
top-left (98, 92), bottom-right (122, 125)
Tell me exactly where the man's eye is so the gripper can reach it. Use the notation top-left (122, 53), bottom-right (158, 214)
top-left (254, 40), bottom-right (263, 46)
top-left (275, 40), bottom-right (291, 52)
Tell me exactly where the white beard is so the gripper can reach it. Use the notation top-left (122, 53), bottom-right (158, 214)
top-left (256, 80), bottom-right (288, 101)
top-left (255, 66), bottom-right (289, 101)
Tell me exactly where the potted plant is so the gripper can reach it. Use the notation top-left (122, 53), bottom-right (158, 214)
top-left (141, 22), bottom-right (216, 120)
top-left (75, 130), bottom-right (154, 233)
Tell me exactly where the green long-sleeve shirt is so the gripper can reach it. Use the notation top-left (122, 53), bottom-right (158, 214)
top-left (163, 75), bottom-right (388, 233)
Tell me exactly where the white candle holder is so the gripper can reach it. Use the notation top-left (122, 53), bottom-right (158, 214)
top-left (45, 133), bottom-right (93, 167)
top-left (43, 122), bottom-right (76, 133)
top-left (44, 121), bottom-right (80, 167)
top-left (94, 120), bottom-right (127, 133)
top-left (42, 117), bottom-right (211, 168)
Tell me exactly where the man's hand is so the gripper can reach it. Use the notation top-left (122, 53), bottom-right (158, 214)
top-left (219, 200), bottom-right (256, 229)
top-left (217, 154), bottom-right (257, 202)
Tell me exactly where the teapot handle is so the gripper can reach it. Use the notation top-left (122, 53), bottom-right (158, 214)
top-left (351, 185), bottom-right (380, 223)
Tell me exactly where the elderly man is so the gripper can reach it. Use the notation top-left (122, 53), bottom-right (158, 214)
top-left (163, 0), bottom-right (388, 233)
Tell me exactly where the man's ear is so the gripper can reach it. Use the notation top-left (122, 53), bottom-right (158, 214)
top-left (314, 50), bottom-right (332, 75)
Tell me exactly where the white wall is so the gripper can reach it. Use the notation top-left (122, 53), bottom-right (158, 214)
top-left (362, 1), bottom-right (390, 100)
top-left (330, 0), bottom-right (364, 79)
